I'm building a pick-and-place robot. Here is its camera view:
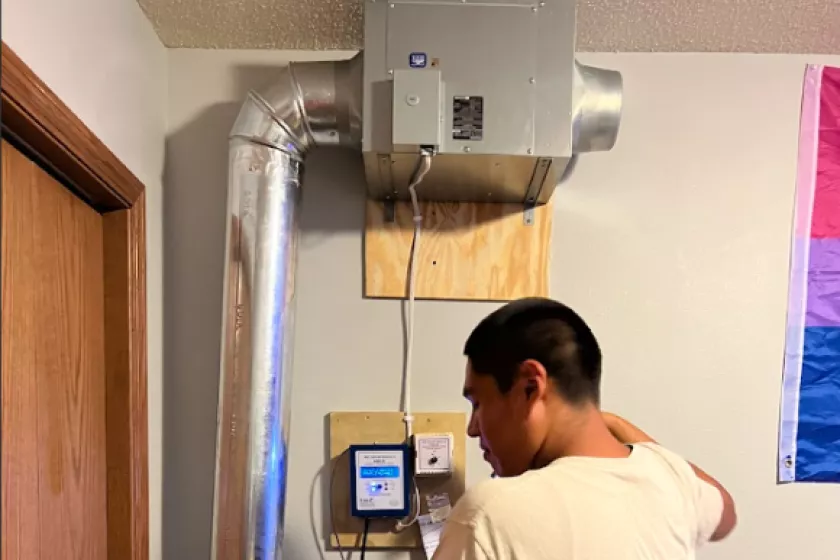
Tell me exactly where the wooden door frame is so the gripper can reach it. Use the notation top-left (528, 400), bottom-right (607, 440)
top-left (2, 43), bottom-right (149, 559)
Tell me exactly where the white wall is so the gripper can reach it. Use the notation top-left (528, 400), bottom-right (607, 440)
top-left (165, 50), bottom-right (840, 560)
top-left (2, 2), bottom-right (167, 558)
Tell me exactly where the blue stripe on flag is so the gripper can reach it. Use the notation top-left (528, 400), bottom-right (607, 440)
top-left (794, 327), bottom-right (840, 482)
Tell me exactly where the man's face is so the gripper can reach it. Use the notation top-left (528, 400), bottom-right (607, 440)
top-left (463, 360), bottom-right (546, 477)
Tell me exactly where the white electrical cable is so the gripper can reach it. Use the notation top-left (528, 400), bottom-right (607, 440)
top-left (330, 158), bottom-right (435, 550)
top-left (396, 148), bottom-right (435, 532)
top-left (394, 478), bottom-right (422, 531)
top-left (330, 174), bottom-right (435, 544)
top-left (402, 149), bottom-right (434, 443)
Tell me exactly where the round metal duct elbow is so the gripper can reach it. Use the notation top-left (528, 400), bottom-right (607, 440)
top-left (572, 61), bottom-right (623, 153)
top-left (229, 52), bottom-right (364, 156)
top-left (213, 52), bottom-right (363, 560)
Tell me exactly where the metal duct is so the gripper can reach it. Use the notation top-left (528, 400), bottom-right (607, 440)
top-left (212, 53), bottom-right (362, 560)
top-left (572, 61), bottom-right (623, 154)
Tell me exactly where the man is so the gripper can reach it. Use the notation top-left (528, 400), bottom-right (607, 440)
top-left (433, 298), bottom-right (736, 560)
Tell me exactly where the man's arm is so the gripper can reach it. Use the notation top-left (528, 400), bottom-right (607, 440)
top-left (602, 412), bottom-right (737, 542)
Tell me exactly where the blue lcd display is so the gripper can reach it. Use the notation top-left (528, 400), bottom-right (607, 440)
top-left (360, 466), bottom-right (400, 479)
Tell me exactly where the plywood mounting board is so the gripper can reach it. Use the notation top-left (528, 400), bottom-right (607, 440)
top-left (364, 200), bottom-right (552, 301)
top-left (328, 411), bottom-right (467, 550)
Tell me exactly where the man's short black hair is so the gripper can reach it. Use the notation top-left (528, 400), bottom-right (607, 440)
top-left (464, 298), bottom-right (602, 404)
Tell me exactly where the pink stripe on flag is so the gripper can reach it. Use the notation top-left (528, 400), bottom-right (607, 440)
top-left (811, 67), bottom-right (840, 239)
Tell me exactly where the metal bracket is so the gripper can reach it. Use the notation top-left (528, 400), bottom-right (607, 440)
top-left (522, 157), bottom-right (551, 226)
top-left (384, 199), bottom-right (395, 223)
top-left (523, 201), bottom-right (536, 226)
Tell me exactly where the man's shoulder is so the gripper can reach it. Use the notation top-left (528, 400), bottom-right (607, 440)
top-left (632, 442), bottom-right (698, 481)
top-left (447, 479), bottom-right (501, 526)
top-left (448, 471), bottom-right (560, 527)
top-left (633, 441), bottom-right (686, 460)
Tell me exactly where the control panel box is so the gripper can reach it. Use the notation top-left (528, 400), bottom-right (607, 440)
top-left (392, 69), bottom-right (443, 149)
top-left (414, 433), bottom-right (454, 476)
top-left (349, 444), bottom-right (412, 518)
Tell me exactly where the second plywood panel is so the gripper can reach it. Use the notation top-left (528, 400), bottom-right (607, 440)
top-left (365, 200), bottom-right (552, 301)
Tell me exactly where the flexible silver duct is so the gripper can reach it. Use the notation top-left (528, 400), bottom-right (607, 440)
top-left (212, 53), bottom-right (362, 560)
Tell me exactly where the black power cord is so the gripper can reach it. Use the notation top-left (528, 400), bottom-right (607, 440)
top-left (360, 518), bottom-right (371, 560)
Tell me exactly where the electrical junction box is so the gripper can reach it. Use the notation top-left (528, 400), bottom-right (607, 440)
top-left (414, 433), bottom-right (454, 477)
top-left (392, 69), bottom-right (443, 149)
top-left (349, 444), bottom-right (412, 518)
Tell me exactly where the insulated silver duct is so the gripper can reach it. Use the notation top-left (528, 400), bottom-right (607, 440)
top-left (212, 53), bottom-right (362, 560)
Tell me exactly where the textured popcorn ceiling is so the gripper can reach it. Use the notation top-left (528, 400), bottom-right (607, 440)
top-left (138, 0), bottom-right (840, 53)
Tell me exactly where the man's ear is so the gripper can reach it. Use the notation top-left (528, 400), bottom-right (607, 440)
top-left (517, 359), bottom-right (548, 401)
top-left (525, 380), bottom-right (538, 399)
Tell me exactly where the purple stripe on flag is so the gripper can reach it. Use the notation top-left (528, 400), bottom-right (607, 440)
top-left (806, 275), bottom-right (840, 327)
top-left (806, 238), bottom-right (840, 327)
top-left (809, 238), bottom-right (840, 273)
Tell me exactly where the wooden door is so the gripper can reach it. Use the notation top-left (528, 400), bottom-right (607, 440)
top-left (1, 140), bottom-right (109, 558)
top-left (2, 44), bottom-right (148, 560)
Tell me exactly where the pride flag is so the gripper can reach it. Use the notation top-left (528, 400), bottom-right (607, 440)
top-left (779, 65), bottom-right (840, 483)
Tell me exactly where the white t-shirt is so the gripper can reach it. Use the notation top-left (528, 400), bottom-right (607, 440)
top-left (433, 443), bottom-right (723, 560)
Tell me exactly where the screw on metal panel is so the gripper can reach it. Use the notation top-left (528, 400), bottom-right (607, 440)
top-left (388, 69), bottom-right (394, 75)
top-left (539, 1), bottom-right (545, 5)
top-left (529, 77), bottom-right (536, 84)
top-left (527, 148), bottom-right (533, 155)
top-left (784, 456), bottom-right (793, 468)
top-left (532, 6), bottom-right (538, 11)
top-left (463, 146), bottom-right (470, 153)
